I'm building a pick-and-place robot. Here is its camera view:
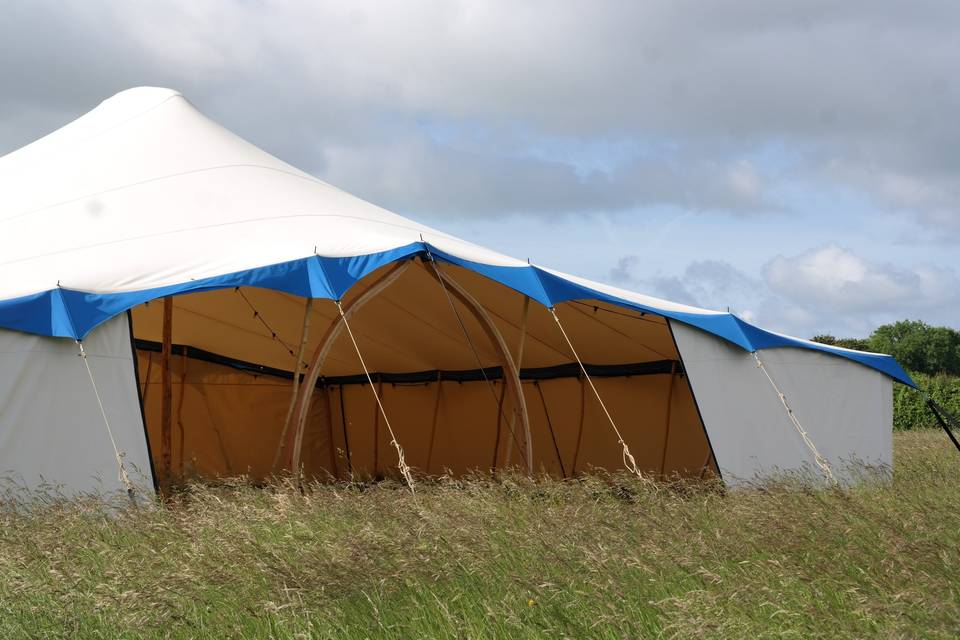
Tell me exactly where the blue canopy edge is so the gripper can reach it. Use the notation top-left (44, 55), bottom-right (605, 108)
top-left (0, 242), bottom-right (915, 387)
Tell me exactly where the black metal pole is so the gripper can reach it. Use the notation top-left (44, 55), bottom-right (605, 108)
top-left (927, 399), bottom-right (960, 454)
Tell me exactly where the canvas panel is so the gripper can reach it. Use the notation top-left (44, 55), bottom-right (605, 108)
top-left (0, 315), bottom-right (152, 495)
top-left (136, 347), bottom-right (712, 482)
top-left (672, 321), bottom-right (893, 485)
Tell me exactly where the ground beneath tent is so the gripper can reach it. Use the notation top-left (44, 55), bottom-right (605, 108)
top-left (0, 430), bottom-right (956, 639)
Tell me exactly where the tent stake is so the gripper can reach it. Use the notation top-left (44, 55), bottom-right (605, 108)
top-left (160, 296), bottom-right (173, 489)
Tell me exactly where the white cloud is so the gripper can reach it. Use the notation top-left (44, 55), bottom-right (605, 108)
top-left (764, 245), bottom-right (959, 314)
top-left (612, 245), bottom-right (960, 338)
top-left (1, 0), bottom-right (959, 225)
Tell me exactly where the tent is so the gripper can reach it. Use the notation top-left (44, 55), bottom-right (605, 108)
top-left (0, 88), bottom-right (913, 496)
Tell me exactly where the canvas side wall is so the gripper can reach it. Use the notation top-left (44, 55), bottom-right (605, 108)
top-left (135, 348), bottom-right (714, 482)
top-left (0, 315), bottom-right (153, 495)
top-left (671, 321), bottom-right (893, 485)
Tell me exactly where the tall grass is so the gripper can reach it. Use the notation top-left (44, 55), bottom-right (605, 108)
top-left (0, 430), bottom-right (957, 638)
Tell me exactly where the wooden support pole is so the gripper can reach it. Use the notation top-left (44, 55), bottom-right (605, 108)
top-left (339, 385), bottom-right (353, 477)
top-left (372, 379), bottom-right (383, 478)
top-left (534, 380), bottom-right (566, 478)
top-left (274, 297), bottom-right (314, 473)
top-left (490, 381), bottom-right (506, 470)
top-left (324, 385), bottom-right (339, 479)
top-left (570, 376), bottom-right (587, 476)
top-left (658, 362), bottom-right (678, 477)
top-left (504, 296), bottom-right (530, 468)
top-left (141, 352), bottom-right (154, 403)
top-left (160, 296), bottom-right (173, 488)
top-left (176, 347), bottom-right (189, 479)
top-left (426, 373), bottom-right (443, 474)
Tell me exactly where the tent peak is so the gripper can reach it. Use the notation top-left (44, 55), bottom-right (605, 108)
top-left (96, 86), bottom-right (183, 114)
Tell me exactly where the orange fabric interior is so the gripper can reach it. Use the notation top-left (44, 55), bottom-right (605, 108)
top-left (132, 259), bottom-right (716, 482)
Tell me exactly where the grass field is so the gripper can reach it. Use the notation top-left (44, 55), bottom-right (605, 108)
top-left (0, 430), bottom-right (957, 639)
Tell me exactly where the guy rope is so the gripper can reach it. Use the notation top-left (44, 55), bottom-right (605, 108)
top-left (77, 341), bottom-right (137, 502)
top-left (549, 307), bottom-right (645, 480)
top-left (752, 351), bottom-right (837, 485)
top-left (334, 300), bottom-right (415, 493)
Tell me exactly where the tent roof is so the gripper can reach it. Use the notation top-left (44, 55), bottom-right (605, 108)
top-left (0, 87), bottom-right (913, 386)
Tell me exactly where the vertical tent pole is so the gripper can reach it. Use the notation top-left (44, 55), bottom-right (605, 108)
top-left (176, 347), bottom-right (189, 478)
top-left (658, 361), bottom-right (678, 477)
top-left (324, 385), bottom-right (339, 479)
top-left (140, 352), bottom-right (154, 404)
top-left (534, 380), bottom-right (566, 477)
top-left (570, 376), bottom-right (587, 476)
top-left (426, 372), bottom-right (443, 474)
top-left (160, 296), bottom-right (173, 489)
top-left (505, 296), bottom-right (530, 468)
top-left (491, 381), bottom-right (506, 469)
top-left (273, 298), bottom-right (314, 473)
top-left (339, 385), bottom-right (353, 477)
top-left (372, 379), bottom-right (383, 477)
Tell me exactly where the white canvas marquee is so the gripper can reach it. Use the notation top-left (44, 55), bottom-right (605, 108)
top-left (0, 88), bottom-right (913, 495)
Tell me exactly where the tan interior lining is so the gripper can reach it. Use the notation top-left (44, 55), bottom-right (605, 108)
top-left (132, 259), bottom-right (716, 483)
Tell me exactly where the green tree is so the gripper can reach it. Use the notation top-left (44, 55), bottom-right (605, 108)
top-left (867, 320), bottom-right (960, 376)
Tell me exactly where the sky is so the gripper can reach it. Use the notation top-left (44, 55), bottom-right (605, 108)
top-left (1, 1), bottom-right (958, 339)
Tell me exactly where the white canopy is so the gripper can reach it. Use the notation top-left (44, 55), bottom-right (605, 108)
top-left (0, 88), bottom-right (912, 383)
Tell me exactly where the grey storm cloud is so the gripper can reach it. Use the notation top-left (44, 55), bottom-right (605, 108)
top-left (1, 0), bottom-right (959, 226)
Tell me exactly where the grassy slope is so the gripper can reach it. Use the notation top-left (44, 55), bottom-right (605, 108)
top-left (0, 430), bottom-right (957, 639)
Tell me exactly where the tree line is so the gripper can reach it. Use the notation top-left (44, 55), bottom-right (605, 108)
top-left (813, 320), bottom-right (960, 377)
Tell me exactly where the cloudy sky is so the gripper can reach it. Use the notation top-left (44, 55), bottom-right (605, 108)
top-left (2, 1), bottom-right (958, 338)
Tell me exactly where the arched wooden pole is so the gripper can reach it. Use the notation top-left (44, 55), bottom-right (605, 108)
top-left (420, 261), bottom-right (533, 474)
top-left (289, 260), bottom-right (411, 475)
top-left (504, 296), bottom-right (530, 468)
top-left (272, 298), bottom-right (314, 472)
